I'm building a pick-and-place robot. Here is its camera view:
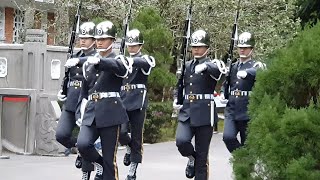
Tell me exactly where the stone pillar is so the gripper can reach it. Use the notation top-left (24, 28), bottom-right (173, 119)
top-left (23, 29), bottom-right (63, 155)
top-left (41, 11), bottom-right (48, 35)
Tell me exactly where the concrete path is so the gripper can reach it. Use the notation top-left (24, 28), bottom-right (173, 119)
top-left (0, 133), bottom-right (233, 180)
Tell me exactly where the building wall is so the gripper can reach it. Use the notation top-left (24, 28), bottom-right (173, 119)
top-left (4, 7), bottom-right (13, 43)
top-left (4, 7), bottom-right (55, 45)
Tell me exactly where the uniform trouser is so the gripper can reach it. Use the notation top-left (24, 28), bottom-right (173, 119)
top-left (222, 109), bottom-right (249, 153)
top-left (119, 109), bottom-right (145, 163)
top-left (175, 120), bottom-right (213, 180)
top-left (77, 122), bottom-right (120, 180)
top-left (55, 109), bottom-right (94, 172)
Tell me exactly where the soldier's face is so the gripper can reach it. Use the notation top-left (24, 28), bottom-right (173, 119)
top-left (96, 38), bottom-right (114, 49)
top-left (238, 47), bottom-right (253, 59)
top-left (80, 38), bottom-right (95, 48)
top-left (127, 45), bottom-right (141, 54)
top-left (191, 46), bottom-right (208, 57)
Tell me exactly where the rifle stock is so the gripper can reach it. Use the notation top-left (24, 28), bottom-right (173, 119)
top-left (62, 0), bottom-right (83, 96)
top-left (176, 0), bottom-right (193, 105)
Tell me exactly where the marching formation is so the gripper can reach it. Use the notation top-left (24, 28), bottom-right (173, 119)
top-left (55, 0), bottom-right (266, 180)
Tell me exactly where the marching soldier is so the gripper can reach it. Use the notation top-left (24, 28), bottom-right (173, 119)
top-left (55, 21), bottom-right (96, 180)
top-left (173, 29), bottom-right (227, 180)
top-left (119, 29), bottom-right (155, 180)
top-left (75, 20), bottom-right (133, 180)
top-left (221, 32), bottom-right (266, 153)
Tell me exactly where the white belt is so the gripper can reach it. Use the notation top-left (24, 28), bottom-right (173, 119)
top-left (230, 90), bottom-right (252, 96)
top-left (121, 84), bottom-right (146, 91)
top-left (88, 92), bottom-right (120, 101)
top-left (69, 80), bottom-right (82, 87)
top-left (184, 94), bottom-right (215, 100)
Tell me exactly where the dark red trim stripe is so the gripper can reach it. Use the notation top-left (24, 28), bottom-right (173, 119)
top-left (3, 97), bottom-right (29, 102)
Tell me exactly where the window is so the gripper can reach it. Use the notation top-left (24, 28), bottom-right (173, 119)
top-left (0, 7), bottom-right (5, 41)
top-left (13, 9), bottom-right (25, 44)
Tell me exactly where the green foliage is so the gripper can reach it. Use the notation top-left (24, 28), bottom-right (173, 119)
top-left (233, 98), bottom-right (320, 179)
top-left (232, 22), bottom-right (320, 179)
top-left (295, 0), bottom-right (320, 27)
top-left (156, 0), bottom-right (300, 61)
top-left (144, 101), bottom-right (177, 143)
top-left (250, 22), bottom-right (320, 109)
top-left (130, 7), bottom-right (176, 101)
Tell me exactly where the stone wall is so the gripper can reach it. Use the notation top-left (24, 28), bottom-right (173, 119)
top-left (0, 29), bottom-right (67, 155)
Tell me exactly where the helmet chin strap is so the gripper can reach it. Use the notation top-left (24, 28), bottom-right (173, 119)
top-left (194, 48), bottom-right (209, 59)
top-left (129, 46), bottom-right (142, 56)
top-left (96, 43), bottom-right (113, 52)
top-left (80, 41), bottom-right (95, 51)
top-left (240, 49), bottom-right (253, 58)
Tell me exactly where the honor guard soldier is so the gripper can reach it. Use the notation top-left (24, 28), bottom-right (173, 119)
top-left (55, 21), bottom-right (96, 180)
top-left (221, 32), bottom-right (266, 153)
top-left (75, 20), bottom-right (133, 180)
top-left (118, 29), bottom-right (155, 180)
top-left (173, 29), bottom-right (227, 180)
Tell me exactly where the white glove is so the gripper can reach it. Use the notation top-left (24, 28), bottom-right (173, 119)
top-left (195, 63), bottom-right (208, 74)
top-left (237, 70), bottom-right (247, 79)
top-left (219, 93), bottom-right (228, 104)
top-left (76, 98), bottom-right (88, 127)
top-left (64, 58), bottom-right (80, 68)
top-left (87, 56), bottom-right (100, 65)
top-left (76, 119), bottom-right (82, 127)
top-left (57, 89), bottom-right (67, 102)
top-left (173, 99), bottom-right (183, 110)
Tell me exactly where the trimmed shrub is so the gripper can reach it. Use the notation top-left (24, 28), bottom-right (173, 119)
top-left (144, 101), bottom-right (177, 143)
top-left (232, 22), bottom-right (320, 179)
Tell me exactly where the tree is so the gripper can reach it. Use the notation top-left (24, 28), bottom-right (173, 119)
top-left (155, 0), bottom-right (300, 61)
top-left (232, 22), bottom-right (320, 179)
top-left (130, 7), bottom-right (176, 101)
top-left (295, 0), bottom-right (320, 27)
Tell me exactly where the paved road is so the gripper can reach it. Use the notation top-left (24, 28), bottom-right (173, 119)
top-left (0, 133), bottom-right (233, 180)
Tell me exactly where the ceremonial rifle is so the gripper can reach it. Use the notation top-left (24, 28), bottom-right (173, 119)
top-left (223, 0), bottom-right (241, 99)
top-left (119, 0), bottom-right (133, 55)
top-left (61, 0), bottom-right (83, 95)
top-left (176, 0), bottom-right (193, 105)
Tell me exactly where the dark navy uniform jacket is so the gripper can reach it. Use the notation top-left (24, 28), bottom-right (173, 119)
top-left (226, 59), bottom-right (260, 121)
top-left (120, 53), bottom-right (154, 111)
top-left (77, 52), bottom-right (130, 128)
top-left (178, 57), bottom-right (222, 127)
top-left (63, 49), bottom-right (96, 112)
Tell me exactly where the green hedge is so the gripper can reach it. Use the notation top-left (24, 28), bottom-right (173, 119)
top-left (232, 22), bottom-right (320, 179)
top-left (144, 101), bottom-right (177, 143)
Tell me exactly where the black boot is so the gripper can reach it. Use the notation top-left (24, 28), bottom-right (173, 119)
top-left (123, 145), bottom-right (131, 166)
top-left (94, 162), bottom-right (103, 180)
top-left (75, 155), bottom-right (82, 169)
top-left (123, 153), bottom-right (131, 166)
top-left (81, 171), bottom-right (91, 180)
top-left (125, 162), bottom-right (138, 180)
top-left (185, 158), bottom-right (195, 179)
top-left (126, 174), bottom-right (136, 180)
